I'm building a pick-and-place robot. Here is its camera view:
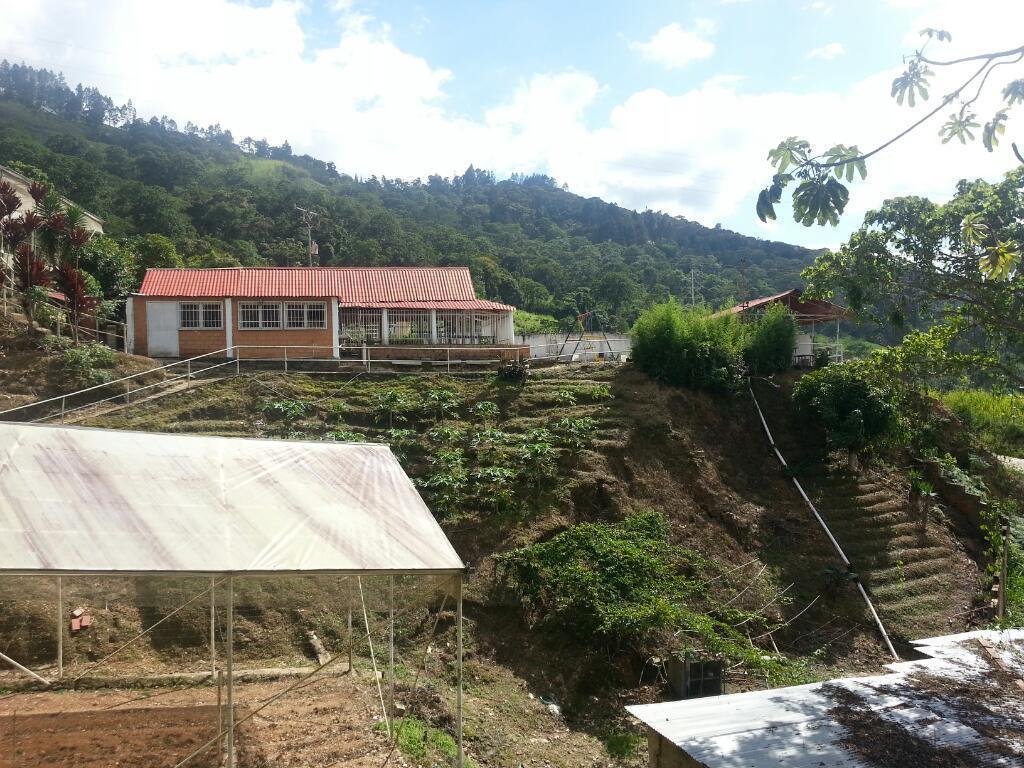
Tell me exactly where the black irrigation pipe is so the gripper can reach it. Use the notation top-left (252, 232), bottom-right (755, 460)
top-left (748, 384), bottom-right (899, 661)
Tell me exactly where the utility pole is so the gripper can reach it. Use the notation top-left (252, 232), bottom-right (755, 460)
top-left (295, 206), bottom-right (320, 266)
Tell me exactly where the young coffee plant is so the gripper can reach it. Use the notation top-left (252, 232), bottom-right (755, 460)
top-left (554, 389), bottom-right (577, 406)
top-left (260, 399), bottom-right (309, 423)
top-left (324, 400), bottom-right (349, 424)
top-left (383, 428), bottom-right (417, 461)
top-left (518, 438), bottom-right (559, 501)
top-left (470, 400), bottom-right (500, 424)
top-left (427, 425), bottom-right (465, 444)
top-left (471, 428), bottom-right (510, 451)
top-left (423, 387), bottom-right (462, 422)
top-left (372, 390), bottom-right (415, 429)
top-left (471, 465), bottom-right (519, 514)
top-left (421, 448), bottom-right (469, 517)
top-left (584, 384), bottom-right (613, 401)
top-left (553, 416), bottom-right (598, 453)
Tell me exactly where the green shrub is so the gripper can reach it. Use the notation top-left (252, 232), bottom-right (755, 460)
top-left (326, 429), bottom-right (366, 442)
top-left (470, 400), bottom-right (499, 423)
top-left (792, 363), bottom-right (896, 453)
top-left (498, 511), bottom-right (689, 644)
top-left (744, 303), bottom-right (797, 375)
top-left (631, 302), bottom-right (747, 392)
top-left (372, 390), bottom-right (416, 428)
top-left (60, 342), bottom-right (116, 387)
top-left (423, 387), bottom-right (462, 422)
top-left (259, 399), bottom-right (309, 422)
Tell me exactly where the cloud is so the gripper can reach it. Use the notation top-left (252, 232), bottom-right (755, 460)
top-left (630, 22), bottom-right (716, 69)
top-left (804, 1), bottom-right (833, 13)
top-left (1, 0), bottom-right (1023, 250)
top-left (806, 42), bottom-right (846, 60)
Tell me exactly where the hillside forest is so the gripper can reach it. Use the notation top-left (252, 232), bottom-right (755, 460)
top-left (0, 61), bottom-right (816, 332)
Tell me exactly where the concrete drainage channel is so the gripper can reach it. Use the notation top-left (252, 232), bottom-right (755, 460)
top-left (748, 384), bottom-right (900, 661)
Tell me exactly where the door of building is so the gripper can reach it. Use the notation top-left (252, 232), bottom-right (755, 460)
top-left (146, 302), bottom-right (179, 357)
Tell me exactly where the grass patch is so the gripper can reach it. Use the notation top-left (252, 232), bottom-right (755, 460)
top-left (939, 389), bottom-right (1024, 458)
top-left (600, 730), bottom-right (643, 759)
top-left (374, 717), bottom-right (460, 764)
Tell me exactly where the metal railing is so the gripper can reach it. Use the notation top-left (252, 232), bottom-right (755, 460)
top-left (0, 340), bottom-right (630, 424)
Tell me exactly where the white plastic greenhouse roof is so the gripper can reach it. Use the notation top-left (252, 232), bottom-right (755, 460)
top-left (627, 629), bottom-right (1024, 768)
top-left (0, 423), bottom-right (465, 575)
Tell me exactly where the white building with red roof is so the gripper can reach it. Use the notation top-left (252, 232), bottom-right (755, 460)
top-left (127, 266), bottom-right (519, 360)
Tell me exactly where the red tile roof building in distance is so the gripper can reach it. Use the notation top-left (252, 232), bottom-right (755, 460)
top-left (138, 266), bottom-right (514, 311)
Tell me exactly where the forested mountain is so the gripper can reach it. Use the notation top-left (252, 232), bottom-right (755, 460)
top-left (0, 62), bottom-right (816, 330)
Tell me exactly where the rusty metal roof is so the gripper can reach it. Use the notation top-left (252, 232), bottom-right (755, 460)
top-left (136, 267), bottom-right (514, 311)
top-left (719, 288), bottom-right (849, 323)
top-left (627, 629), bottom-right (1024, 768)
top-left (0, 423), bottom-right (465, 575)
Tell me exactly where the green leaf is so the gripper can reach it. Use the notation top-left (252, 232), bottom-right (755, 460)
top-left (939, 109), bottom-right (979, 144)
top-left (892, 60), bottom-right (932, 107)
top-left (767, 137), bottom-right (811, 174)
top-left (1003, 79), bottom-right (1024, 107)
top-left (979, 240), bottom-right (1021, 280)
top-left (982, 110), bottom-right (1008, 152)
top-left (960, 212), bottom-right (990, 247)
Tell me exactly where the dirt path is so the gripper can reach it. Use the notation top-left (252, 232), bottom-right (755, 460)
top-left (0, 674), bottom-right (391, 768)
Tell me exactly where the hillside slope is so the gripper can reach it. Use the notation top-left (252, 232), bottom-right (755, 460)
top-left (0, 62), bottom-right (816, 329)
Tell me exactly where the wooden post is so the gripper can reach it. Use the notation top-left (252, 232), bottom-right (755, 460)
top-left (217, 670), bottom-right (224, 766)
top-left (56, 576), bottom-right (63, 679)
top-left (389, 575), bottom-right (395, 729)
top-left (187, 360), bottom-right (192, 389)
top-left (226, 576), bottom-right (235, 768)
top-left (60, 396), bottom-right (66, 424)
top-left (999, 514), bottom-right (1010, 621)
top-left (457, 575), bottom-right (464, 768)
top-left (284, 346), bottom-right (288, 373)
top-left (347, 577), bottom-right (353, 672)
top-left (210, 577), bottom-right (217, 677)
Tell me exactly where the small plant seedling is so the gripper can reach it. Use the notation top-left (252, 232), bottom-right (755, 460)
top-left (554, 389), bottom-right (577, 406)
top-left (260, 399), bottom-right (309, 422)
top-left (424, 387), bottom-right (462, 422)
top-left (372, 390), bottom-right (415, 429)
top-left (470, 400), bottom-right (500, 423)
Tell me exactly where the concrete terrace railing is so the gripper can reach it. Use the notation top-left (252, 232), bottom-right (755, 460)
top-left (0, 342), bottom-right (628, 424)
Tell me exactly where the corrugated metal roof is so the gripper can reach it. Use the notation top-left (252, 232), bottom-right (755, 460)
top-left (627, 630), bottom-right (1024, 768)
top-left (0, 423), bottom-right (465, 575)
top-left (719, 288), bottom-right (848, 321)
top-left (136, 267), bottom-right (514, 311)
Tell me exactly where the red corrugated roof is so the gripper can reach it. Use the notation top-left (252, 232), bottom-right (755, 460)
top-left (137, 267), bottom-right (514, 311)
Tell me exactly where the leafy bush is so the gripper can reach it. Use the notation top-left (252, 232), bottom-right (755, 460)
top-left (498, 512), bottom-right (687, 644)
top-left (471, 465), bottom-right (518, 513)
top-left (259, 399), bottom-right (309, 422)
top-left (554, 389), bottom-right (577, 406)
top-left (470, 400), bottom-right (500, 423)
top-left (552, 416), bottom-right (597, 452)
top-left (372, 390), bottom-right (415, 428)
top-left (421, 448), bottom-right (469, 517)
top-left (584, 383), bottom-right (613, 401)
top-left (60, 342), bottom-right (116, 386)
top-left (427, 425), bottom-right (465, 444)
top-left (792, 363), bottom-right (896, 453)
top-left (423, 387), bottom-right (462, 422)
top-left (743, 303), bottom-right (797, 375)
top-left (631, 302), bottom-right (747, 392)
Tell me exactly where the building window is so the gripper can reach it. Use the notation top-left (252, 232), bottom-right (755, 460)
top-left (388, 310), bottom-right (431, 344)
top-left (239, 303), bottom-right (261, 329)
top-left (285, 302), bottom-right (327, 329)
top-left (260, 303), bottom-right (281, 328)
top-left (340, 308), bottom-right (381, 344)
top-left (238, 302), bottom-right (284, 329)
top-left (180, 303), bottom-right (200, 329)
top-left (202, 303), bottom-right (222, 329)
top-left (437, 311), bottom-right (497, 344)
top-left (180, 302), bottom-right (222, 330)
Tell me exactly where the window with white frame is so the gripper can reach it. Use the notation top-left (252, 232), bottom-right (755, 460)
top-left (388, 310), bottom-right (431, 344)
top-left (238, 302), bottom-right (283, 329)
top-left (180, 302), bottom-right (222, 330)
top-left (285, 302), bottom-right (327, 329)
top-left (339, 308), bottom-right (381, 344)
top-left (239, 303), bottom-right (261, 329)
